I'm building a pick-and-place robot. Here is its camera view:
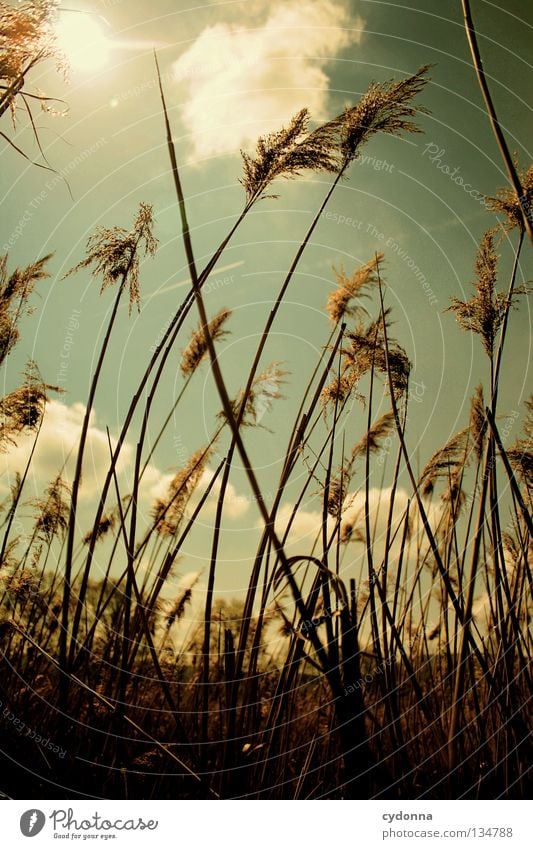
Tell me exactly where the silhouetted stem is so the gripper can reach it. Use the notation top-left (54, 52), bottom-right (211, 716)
top-left (461, 0), bottom-right (533, 241)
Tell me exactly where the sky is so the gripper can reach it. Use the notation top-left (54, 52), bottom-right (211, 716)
top-left (1, 0), bottom-right (531, 601)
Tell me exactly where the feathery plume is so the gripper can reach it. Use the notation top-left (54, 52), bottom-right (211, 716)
top-left (0, 361), bottom-right (58, 450)
top-left (240, 108), bottom-right (340, 202)
top-left (152, 446), bottom-right (212, 536)
top-left (0, 254), bottom-right (52, 366)
top-left (506, 396), bottom-right (533, 488)
top-left (326, 254), bottom-right (382, 324)
top-left (501, 532), bottom-right (519, 562)
top-left (418, 428), bottom-right (470, 497)
top-left (0, 1), bottom-right (62, 120)
top-left (439, 465), bottom-right (465, 522)
top-left (180, 307), bottom-right (232, 377)
top-left (327, 476), bottom-right (347, 517)
top-left (165, 588), bottom-right (192, 629)
top-left (222, 363), bottom-right (287, 428)
top-left (322, 311), bottom-right (411, 410)
top-left (0, 538), bottom-right (20, 572)
top-left (82, 509), bottom-right (118, 545)
top-left (447, 230), bottom-right (528, 357)
top-left (326, 413), bottom-right (394, 521)
top-left (240, 67), bottom-right (429, 202)
top-left (470, 384), bottom-right (487, 462)
top-left (321, 372), bottom-right (360, 409)
top-left (32, 475), bottom-right (70, 544)
top-left (1, 566), bottom-right (39, 602)
top-left (163, 574), bottom-right (199, 630)
top-left (338, 66), bottom-right (430, 166)
top-left (243, 364), bottom-right (287, 427)
top-left (486, 163), bottom-right (533, 233)
top-left (0, 472), bottom-right (22, 519)
top-left (352, 411), bottom-right (395, 458)
top-left (347, 312), bottom-right (411, 398)
top-left (339, 521), bottom-right (365, 545)
top-left (447, 230), bottom-right (501, 357)
top-left (64, 203), bottom-right (157, 312)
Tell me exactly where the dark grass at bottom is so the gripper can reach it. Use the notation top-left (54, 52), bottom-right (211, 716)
top-left (0, 701), bottom-right (529, 800)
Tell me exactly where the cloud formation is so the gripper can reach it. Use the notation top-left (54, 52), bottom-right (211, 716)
top-left (272, 487), bottom-right (416, 553)
top-left (0, 400), bottom-right (133, 503)
top-left (173, 0), bottom-right (364, 158)
top-left (147, 466), bottom-right (250, 521)
top-left (0, 401), bottom-right (249, 523)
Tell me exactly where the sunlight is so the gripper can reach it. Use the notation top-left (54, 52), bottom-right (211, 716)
top-left (56, 11), bottom-right (111, 73)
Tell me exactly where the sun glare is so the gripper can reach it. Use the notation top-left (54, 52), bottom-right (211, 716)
top-left (56, 12), bottom-right (111, 73)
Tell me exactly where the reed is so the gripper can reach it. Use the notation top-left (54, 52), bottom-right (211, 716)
top-left (0, 40), bottom-right (530, 802)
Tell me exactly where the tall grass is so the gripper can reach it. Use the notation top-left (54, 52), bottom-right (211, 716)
top-left (0, 45), bottom-right (531, 800)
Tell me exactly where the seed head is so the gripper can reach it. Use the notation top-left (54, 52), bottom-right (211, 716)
top-left (419, 428), bottom-right (470, 497)
top-left (0, 361), bottom-right (58, 450)
top-left (0, 253), bottom-right (52, 366)
top-left (64, 203), bottom-right (157, 312)
top-left (506, 396), bottom-right (533, 488)
top-left (152, 446), bottom-right (212, 536)
top-left (31, 474), bottom-right (70, 544)
top-left (486, 163), bottom-right (533, 233)
top-left (240, 108), bottom-right (340, 202)
top-left (326, 254), bottom-right (382, 324)
top-left (338, 66), bottom-right (430, 165)
top-left (447, 230), bottom-right (528, 358)
top-left (180, 307), bottom-right (232, 377)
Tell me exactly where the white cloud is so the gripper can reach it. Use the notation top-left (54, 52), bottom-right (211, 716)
top-left (266, 486), bottom-right (446, 568)
top-left (146, 466), bottom-right (250, 521)
top-left (173, 0), bottom-right (364, 159)
top-left (0, 401), bottom-right (250, 523)
top-left (340, 486), bottom-right (411, 547)
top-left (271, 488), bottom-right (414, 551)
top-left (0, 400), bottom-right (133, 502)
top-left (199, 468), bottom-right (250, 519)
top-left (273, 501), bottom-right (325, 546)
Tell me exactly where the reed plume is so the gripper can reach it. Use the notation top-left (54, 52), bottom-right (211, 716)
top-left (338, 65), bottom-right (430, 166)
top-left (327, 476), bottom-right (347, 518)
top-left (180, 307), bottom-right (232, 377)
top-left (470, 384), bottom-right (487, 462)
top-left (0, 537), bottom-right (19, 572)
top-left (240, 108), bottom-right (340, 202)
top-left (418, 428), bottom-right (470, 497)
top-left (447, 230), bottom-right (502, 357)
top-left (152, 446), bottom-right (212, 536)
top-left (64, 202), bottom-right (157, 312)
top-left (32, 475), bottom-right (70, 544)
top-left (240, 67), bottom-right (429, 202)
top-left (163, 574), bottom-right (199, 630)
top-left (82, 510), bottom-right (118, 545)
top-left (0, 253), bottom-right (52, 366)
top-left (447, 229), bottom-right (528, 358)
top-left (0, 472), bottom-right (22, 518)
top-left (352, 411), bottom-right (395, 458)
top-left (506, 396), bottom-right (533, 488)
top-left (0, 361), bottom-right (57, 450)
top-left (486, 163), bottom-right (533, 233)
top-left (223, 363), bottom-right (287, 428)
top-left (326, 254), bottom-right (382, 324)
top-left (323, 311), bottom-right (410, 409)
top-left (0, 0), bottom-right (61, 120)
